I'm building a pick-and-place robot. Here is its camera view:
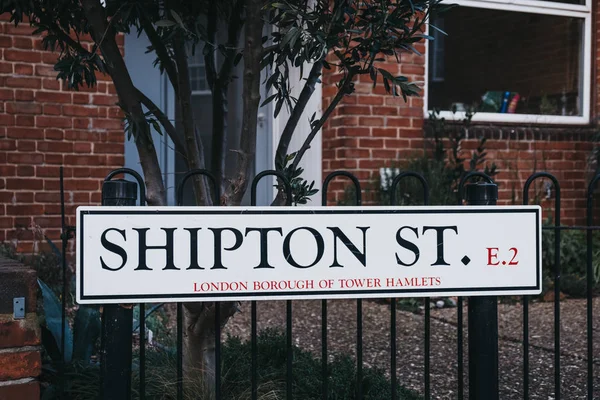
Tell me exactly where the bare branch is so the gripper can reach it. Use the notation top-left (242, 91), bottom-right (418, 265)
top-left (225, 0), bottom-right (263, 205)
top-left (81, 0), bottom-right (166, 206)
top-left (173, 33), bottom-right (213, 206)
top-left (135, 88), bottom-right (186, 159)
top-left (211, 0), bottom-right (245, 195)
top-left (203, 2), bottom-right (218, 90)
top-left (218, 0), bottom-right (245, 81)
top-left (274, 60), bottom-right (323, 163)
top-left (139, 14), bottom-right (180, 97)
top-left (291, 73), bottom-right (353, 171)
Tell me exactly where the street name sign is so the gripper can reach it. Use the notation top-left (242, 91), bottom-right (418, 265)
top-left (76, 206), bottom-right (542, 304)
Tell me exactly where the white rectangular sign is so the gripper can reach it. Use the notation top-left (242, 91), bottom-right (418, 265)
top-left (76, 206), bottom-right (542, 304)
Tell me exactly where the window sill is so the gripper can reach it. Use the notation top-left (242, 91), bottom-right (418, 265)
top-left (425, 110), bottom-right (590, 126)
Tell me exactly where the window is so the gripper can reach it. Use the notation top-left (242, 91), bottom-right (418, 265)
top-left (189, 51), bottom-right (209, 94)
top-left (425, 0), bottom-right (592, 124)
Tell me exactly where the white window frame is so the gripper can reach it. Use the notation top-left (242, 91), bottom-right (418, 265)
top-left (424, 0), bottom-right (592, 125)
top-left (189, 50), bottom-right (211, 96)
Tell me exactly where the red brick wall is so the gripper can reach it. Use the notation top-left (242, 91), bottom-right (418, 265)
top-left (0, 257), bottom-right (41, 399)
top-left (322, 8), bottom-right (598, 226)
top-left (322, 43), bottom-right (426, 202)
top-left (0, 17), bottom-right (125, 253)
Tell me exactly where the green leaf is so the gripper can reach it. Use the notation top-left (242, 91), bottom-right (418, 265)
top-left (154, 20), bottom-right (176, 28)
top-left (170, 10), bottom-right (184, 27)
top-left (72, 306), bottom-right (101, 363)
top-left (38, 279), bottom-right (73, 363)
top-left (261, 94), bottom-right (278, 107)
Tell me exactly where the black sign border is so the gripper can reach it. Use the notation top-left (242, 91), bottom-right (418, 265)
top-left (78, 207), bottom-right (541, 301)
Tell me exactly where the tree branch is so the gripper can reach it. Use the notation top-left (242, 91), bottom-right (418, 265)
top-left (218, 0), bottom-right (244, 82)
top-left (211, 0), bottom-right (245, 195)
top-left (173, 33), bottom-right (213, 206)
top-left (203, 2), bottom-right (218, 90)
top-left (274, 59), bottom-right (323, 163)
top-left (139, 14), bottom-right (180, 97)
top-left (81, 0), bottom-right (166, 206)
top-left (135, 88), bottom-right (186, 159)
top-left (291, 74), bottom-right (353, 171)
top-left (225, 0), bottom-right (263, 205)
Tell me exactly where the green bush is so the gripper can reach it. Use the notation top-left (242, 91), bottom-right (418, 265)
top-left (339, 110), bottom-right (497, 207)
top-left (384, 110), bottom-right (497, 206)
top-left (44, 329), bottom-right (421, 400)
top-left (541, 227), bottom-right (600, 297)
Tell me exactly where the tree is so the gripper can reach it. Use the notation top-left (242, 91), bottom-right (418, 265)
top-left (1, 0), bottom-right (442, 391)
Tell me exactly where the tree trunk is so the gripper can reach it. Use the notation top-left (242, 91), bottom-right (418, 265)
top-left (182, 0), bottom-right (264, 394)
top-left (182, 302), bottom-right (237, 396)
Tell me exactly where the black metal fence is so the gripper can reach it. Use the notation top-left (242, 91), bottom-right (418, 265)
top-left (54, 167), bottom-right (598, 400)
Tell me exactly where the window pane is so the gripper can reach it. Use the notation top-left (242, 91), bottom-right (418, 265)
top-left (535, 0), bottom-right (584, 4)
top-left (427, 8), bottom-right (584, 116)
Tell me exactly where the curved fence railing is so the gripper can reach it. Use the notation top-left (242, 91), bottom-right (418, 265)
top-left (54, 168), bottom-right (599, 400)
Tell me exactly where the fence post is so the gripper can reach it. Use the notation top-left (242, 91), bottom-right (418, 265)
top-left (465, 182), bottom-right (499, 400)
top-left (100, 179), bottom-right (137, 400)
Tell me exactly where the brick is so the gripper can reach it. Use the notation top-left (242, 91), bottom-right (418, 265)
top-left (3, 24), bottom-right (34, 35)
top-left (3, 49), bottom-right (39, 62)
top-left (35, 192), bottom-right (61, 203)
top-left (92, 94), bottom-right (118, 106)
top-left (36, 166), bottom-right (60, 178)
top-left (92, 118), bottom-right (123, 130)
top-left (64, 179), bottom-right (99, 191)
top-left (386, 117), bottom-right (411, 127)
top-left (0, 35), bottom-right (11, 47)
top-left (359, 138), bottom-right (384, 148)
top-left (36, 116), bottom-right (72, 128)
top-left (74, 142), bottom-right (92, 153)
top-left (37, 141), bottom-right (73, 153)
top-left (0, 89), bottom-right (13, 101)
top-left (44, 154), bottom-right (63, 165)
top-left (62, 104), bottom-right (98, 117)
top-left (5, 102), bottom-right (42, 115)
top-left (14, 90), bottom-right (33, 102)
top-left (64, 155), bottom-right (107, 166)
top-left (6, 177), bottom-right (43, 190)
top-left (0, 166), bottom-right (16, 176)
top-left (5, 77), bottom-right (41, 89)
top-left (41, 52), bottom-right (58, 64)
top-left (34, 65), bottom-right (56, 77)
top-left (0, 381), bottom-right (40, 399)
top-left (16, 141), bottom-right (35, 152)
top-left (35, 91), bottom-right (71, 103)
top-left (0, 114), bottom-right (14, 126)
top-left (7, 127), bottom-right (43, 139)
top-left (372, 128), bottom-right (398, 138)
top-left (373, 107), bottom-right (398, 116)
top-left (359, 117), bottom-right (384, 126)
top-left (0, 140), bottom-right (16, 151)
top-left (0, 351), bottom-right (41, 380)
top-left (341, 105), bottom-right (370, 115)
top-left (15, 115), bottom-right (34, 126)
top-left (15, 192), bottom-right (33, 202)
top-left (73, 93), bottom-right (90, 104)
top-left (94, 143), bottom-right (123, 154)
top-left (14, 63), bottom-right (33, 75)
top-left (44, 129), bottom-right (64, 140)
top-left (42, 78), bottom-right (60, 91)
top-left (43, 104), bottom-right (61, 115)
top-left (6, 153), bottom-right (44, 165)
top-left (337, 127), bottom-right (368, 137)
top-left (358, 96), bottom-right (384, 105)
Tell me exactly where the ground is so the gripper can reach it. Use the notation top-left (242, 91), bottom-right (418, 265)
top-left (223, 297), bottom-right (600, 400)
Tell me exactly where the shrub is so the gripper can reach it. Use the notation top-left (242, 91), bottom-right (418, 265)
top-left (541, 226), bottom-right (600, 297)
top-left (43, 329), bottom-right (422, 400)
top-left (338, 110), bottom-right (497, 207)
